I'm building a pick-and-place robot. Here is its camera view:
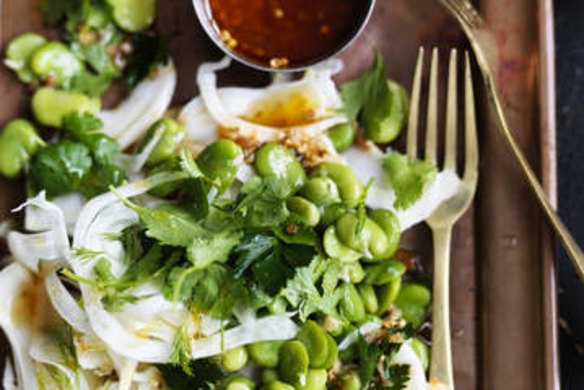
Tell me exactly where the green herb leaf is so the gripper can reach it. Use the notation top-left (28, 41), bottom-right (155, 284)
top-left (357, 332), bottom-right (382, 386)
top-left (340, 50), bottom-right (389, 122)
top-left (93, 258), bottom-right (115, 283)
top-left (384, 364), bottom-right (411, 390)
top-left (81, 163), bottom-right (126, 198)
top-left (30, 141), bottom-right (93, 197)
top-left (157, 359), bottom-right (224, 390)
top-left (187, 230), bottom-right (242, 270)
top-left (63, 111), bottom-right (104, 133)
top-left (381, 152), bottom-right (437, 210)
top-left (101, 294), bottom-right (139, 312)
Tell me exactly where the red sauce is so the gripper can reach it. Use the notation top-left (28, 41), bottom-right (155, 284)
top-left (208, 0), bottom-right (369, 69)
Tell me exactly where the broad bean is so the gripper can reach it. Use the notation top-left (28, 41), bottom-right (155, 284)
top-left (323, 226), bottom-right (361, 263)
top-left (139, 118), bottom-right (185, 166)
top-left (221, 346), bottom-right (248, 372)
top-left (339, 370), bottom-right (361, 390)
top-left (368, 209), bottom-right (401, 259)
top-left (321, 333), bottom-right (338, 369)
top-left (0, 119), bottom-right (45, 178)
top-left (267, 296), bottom-right (288, 315)
top-left (335, 213), bottom-right (389, 258)
top-left (327, 122), bottom-right (356, 152)
top-left (109, 0), bottom-right (156, 32)
top-left (321, 316), bottom-right (344, 337)
top-left (296, 320), bottom-right (329, 368)
top-left (358, 284), bottom-right (379, 314)
top-left (197, 139), bottom-right (243, 191)
top-left (5, 33), bottom-right (47, 82)
top-left (300, 177), bottom-right (340, 206)
top-left (362, 80), bottom-right (408, 143)
top-left (297, 369), bottom-right (327, 390)
top-left (342, 261), bottom-right (364, 284)
top-left (264, 381), bottom-right (295, 390)
top-left (255, 143), bottom-right (306, 195)
top-left (32, 87), bottom-right (100, 128)
top-left (338, 283), bottom-right (366, 323)
top-left (224, 374), bottom-right (255, 390)
top-left (278, 341), bottom-right (309, 386)
top-left (262, 369), bottom-right (279, 384)
top-left (364, 260), bottom-right (406, 286)
top-left (319, 204), bottom-right (347, 228)
top-left (376, 278), bottom-right (402, 315)
top-left (30, 41), bottom-right (84, 87)
top-left (394, 283), bottom-right (431, 328)
top-left (309, 163), bottom-right (363, 207)
top-left (286, 196), bottom-right (320, 227)
top-left (409, 338), bottom-right (430, 371)
top-left (248, 340), bottom-right (283, 368)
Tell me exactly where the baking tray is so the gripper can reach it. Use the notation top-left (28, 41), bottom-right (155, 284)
top-left (0, 0), bottom-right (558, 388)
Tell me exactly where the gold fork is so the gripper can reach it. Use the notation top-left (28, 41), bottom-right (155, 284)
top-left (438, 0), bottom-right (584, 282)
top-left (407, 48), bottom-right (479, 389)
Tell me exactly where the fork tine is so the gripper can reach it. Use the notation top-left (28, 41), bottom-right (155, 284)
top-left (424, 48), bottom-right (439, 164)
top-left (464, 52), bottom-right (479, 180)
top-left (444, 49), bottom-right (458, 171)
top-left (407, 47), bottom-right (425, 159)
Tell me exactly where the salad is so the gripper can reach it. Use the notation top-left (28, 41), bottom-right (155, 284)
top-left (0, 1), bottom-right (460, 389)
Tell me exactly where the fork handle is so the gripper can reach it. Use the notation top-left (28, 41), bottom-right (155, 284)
top-left (484, 76), bottom-right (584, 281)
top-left (429, 225), bottom-right (455, 389)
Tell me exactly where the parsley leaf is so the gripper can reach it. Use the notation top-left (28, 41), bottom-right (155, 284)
top-left (125, 34), bottom-right (170, 87)
top-left (158, 360), bottom-right (224, 390)
top-left (340, 50), bottom-right (389, 122)
top-left (30, 141), bottom-right (93, 197)
top-left (381, 152), bottom-right (437, 210)
top-left (383, 364), bottom-right (411, 390)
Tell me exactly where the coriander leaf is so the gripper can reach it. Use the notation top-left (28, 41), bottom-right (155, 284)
top-left (357, 332), bottom-right (382, 386)
top-left (83, 134), bottom-right (120, 165)
top-left (93, 258), bottom-right (115, 283)
top-left (101, 294), bottom-right (139, 312)
top-left (384, 364), bottom-right (411, 390)
top-left (80, 163), bottom-right (126, 198)
top-left (158, 360), bottom-right (224, 390)
top-left (119, 224), bottom-right (149, 265)
top-left (233, 235), bottom-right (278, 278)
top-left (63, 111), bottom-right (104, 133)
top-left (30, 141), bottom-right (93, 197)
top-left (188, 230), bottom-right (242, 270)
top-left (70, 70), bottom-right (114, 97)
top-left (340, 50), bottom-right (389, 122)
top-left (125, 34), bottom-right (170, 87)
top-left (281, 244), bottom-right (315, 268)
top-left (381, 152), bottom-right (437, 210)
top-left (40, 0), bottom-right (74, 26)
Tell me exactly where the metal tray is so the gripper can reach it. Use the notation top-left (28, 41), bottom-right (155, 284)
top-left (0, 0), bottom-right (558, 388)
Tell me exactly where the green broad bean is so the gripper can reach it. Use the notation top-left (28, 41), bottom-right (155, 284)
top-left (409, 338), bottom-right (429, 371)
top-left (5, 33), bottom-right (47, 83)
top-left (339, 370), bottom-right (361, 390)
top-left (342, 262), bottom-right (364, 284)
top-left (278, 341), bottom-right (309, 386)
top-left (221, 346), bottom-right (249, 372)
top-left (0, 119), bottom-right (45, 178)
top-left (394, 283), bottom-right (431, 328)
top-left (320, 334), bottom-right (338, 369)
top-left (225, 374), bottom-right (255, 390)
top-left (323, 226), bottom-right (361, 263)
top-left (262, 369), bottom-right (279, 384)
top-left (327, 122), bottom-right (356, 152)
top-left (364, 260), bottom-right (406, 286)
top-left (295, 320), bottom-right (329, 368)
top-left (255, 143), bottom-right (306, 195)
top-left (286, 196), bottom-right (320, 227)
top-left (368, 209), bottom-right (401, 259)
top-left (309, 163), bottom-right (363, 207)
top-left (32, 87), bottom-right (101, 128)
top-left (264, 381), bottom-right (295, 390)
top-left (338, 283), bottom-right (366, 323)
top-left (362, 80), bottom-right (408, 143)
top-left (335, 213), bottom-right (389, 258)
top-left (197, 139), bottom-right (244, 192)
top-left (297, 369), bottom-right (327, 390)
top-left (139, 118), bottom-right (185, 166)
top-left (321, 316), bottom-right (344, 337)
top-left (109, 0), bottom-right (156, 32)
top-left (248, 340), bottom-right (284, 368)
top-left (319, 204), bottom-right (347, 228)
top-left (300, 177), bottom-right (341, 206)
top-left (30, 42), bottom-right (84, 87)
top-left (376, 278), bottom-right (402, 315)
top-left (358, 284), bottom-right (379, 314)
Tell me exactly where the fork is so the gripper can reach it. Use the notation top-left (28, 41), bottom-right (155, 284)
top-left (406, 47), bottom-right (479, 389)
top-left (438, 0), bottom-right (584, 282)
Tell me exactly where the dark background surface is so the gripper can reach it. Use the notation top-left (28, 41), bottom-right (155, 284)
top-left (555, 0), bottom-right (584, 388)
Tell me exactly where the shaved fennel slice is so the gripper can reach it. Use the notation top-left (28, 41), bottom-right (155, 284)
top-left (51, 193), bottom-right (86, 236)
top-left (100, 63), bottom-right (176, 150)
top-left (45, 270), bottom-right (91, 334)
top-left (0, 263), bottom-right (39, 390)
top-left (2, 358), bottom-right (16, 390)
top-left (8, 192), bottom-right (69, 271)
top-left (341, 146), bottom-right (462, 231)
top-left (391, 343), bottom-right (428, 390)
top-left (189, 314), bottom-right (298, 360)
